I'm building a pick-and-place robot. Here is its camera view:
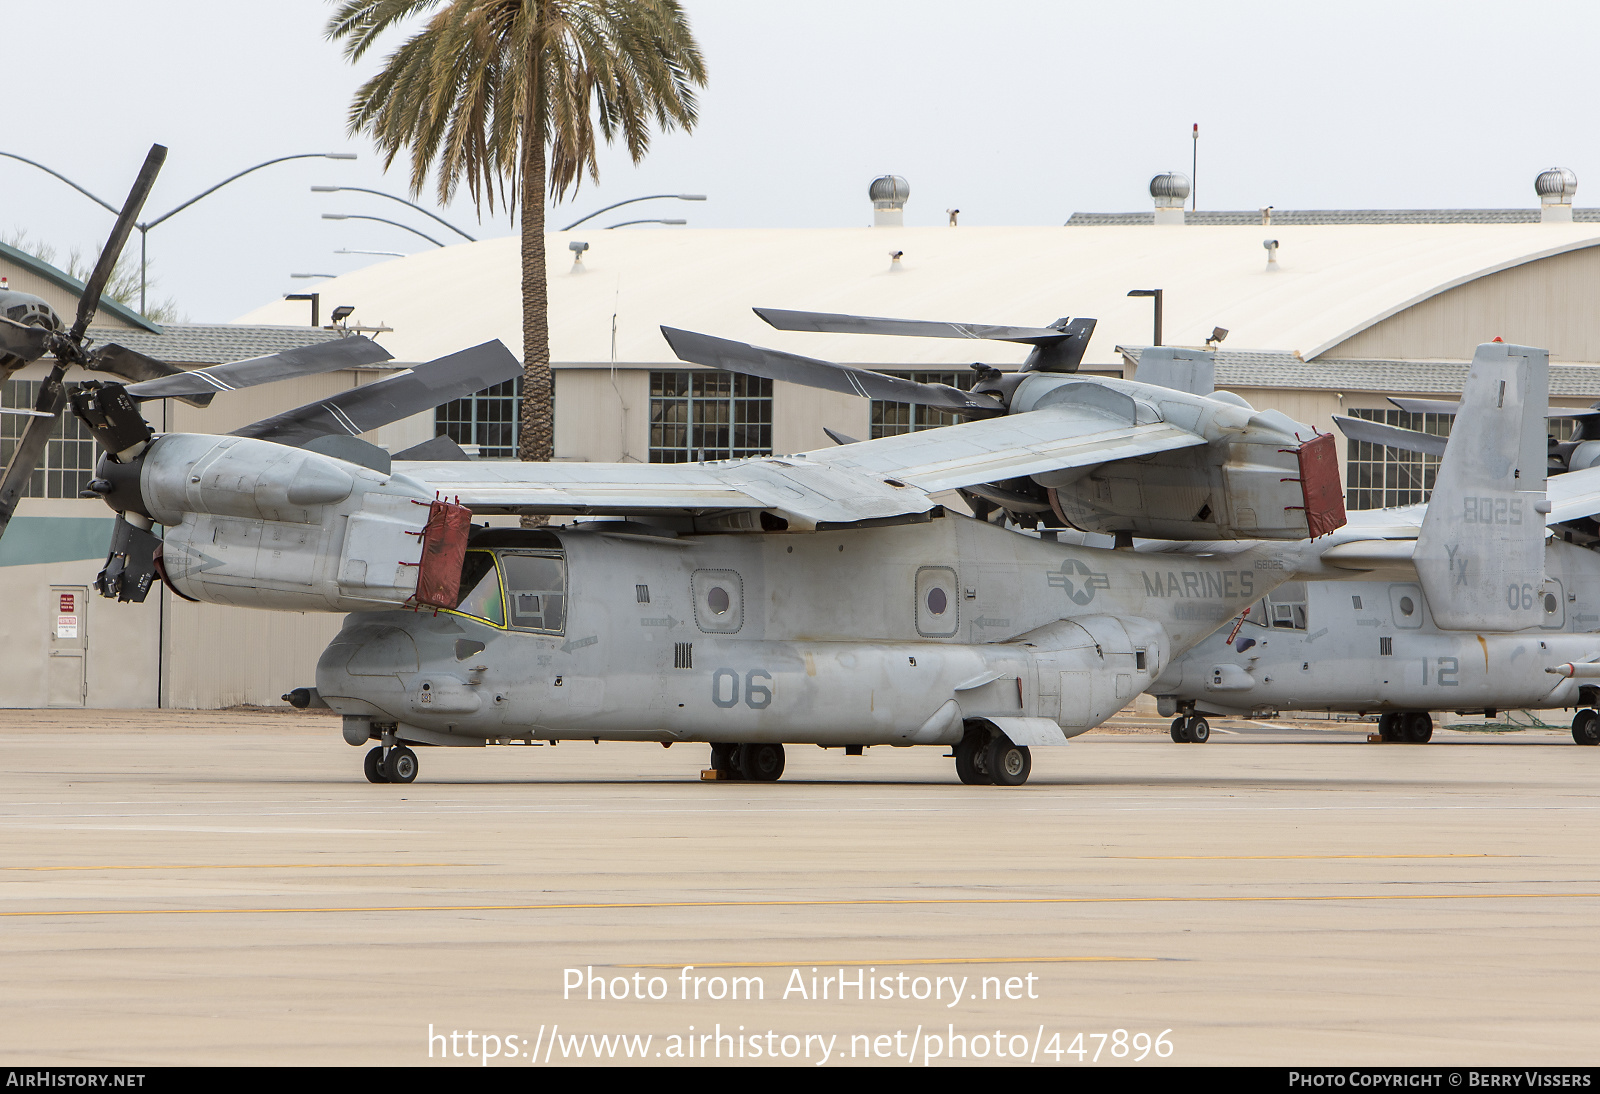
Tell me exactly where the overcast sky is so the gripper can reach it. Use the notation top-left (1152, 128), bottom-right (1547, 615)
top-left (6, 0), bottom-right (1598, 322)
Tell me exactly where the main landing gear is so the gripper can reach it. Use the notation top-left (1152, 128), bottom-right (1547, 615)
top-left (1170, 715), bottom-right (1210, 743)
top-left (953, 724), bottom-right (1033, 786)
top-left (1572, 709), bottom-right (1600, 746)
top-left (708, 742), bottom-right (786, 782)
top-left (1377, 712), bottom-right (1433, 743)
top-left (364, 744), bottom-right (418, 783)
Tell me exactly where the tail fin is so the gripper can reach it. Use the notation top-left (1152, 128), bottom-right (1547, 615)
top-left (1131, 346), bottom-right (1215, 395)
top-left (1415, 342), bottom-right (1548, 629)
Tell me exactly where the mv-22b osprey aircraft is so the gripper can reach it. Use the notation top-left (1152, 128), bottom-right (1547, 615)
top-left (10, 143), bottom-right (1511, 788)
top-left (1153, 341), bottom-right (1600, 746)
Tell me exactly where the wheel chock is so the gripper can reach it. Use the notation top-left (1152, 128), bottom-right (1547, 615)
top-left (700, 768), bottom-right (724, 781)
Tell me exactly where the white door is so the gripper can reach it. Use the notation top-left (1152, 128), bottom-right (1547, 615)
top-left (48, 586), bottom-right (87, 707)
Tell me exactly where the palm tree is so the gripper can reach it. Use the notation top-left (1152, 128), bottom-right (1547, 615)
top-left (327, 0), bottom-right (706, 463)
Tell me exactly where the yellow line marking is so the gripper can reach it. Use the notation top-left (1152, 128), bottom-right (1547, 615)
top-left (617, 956), bottom-right (1154, 969)
top-left (1115, 854), bottom-right (1508, 861)
top-left (4, 891), bottom-right (1598, 919)
top-left (2, 863), bottom-right (459, 872)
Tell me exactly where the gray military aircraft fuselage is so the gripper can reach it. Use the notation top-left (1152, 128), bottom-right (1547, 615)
top-left (311, 509), bottom-right (1312, 784)
top-left (1151, 537), bottom-right (1600, 741)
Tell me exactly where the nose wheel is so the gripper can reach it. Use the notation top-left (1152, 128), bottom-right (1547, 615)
top-left (1169, 715), bottom-right (1210, 743)
top-left (1572, 708), bottom-right (1600, 745)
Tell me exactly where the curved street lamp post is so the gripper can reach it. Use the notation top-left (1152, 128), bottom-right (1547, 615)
top-left (560, 193), bottom-right (705, 232)
top-left (1, 150), bottom-right (358, 315)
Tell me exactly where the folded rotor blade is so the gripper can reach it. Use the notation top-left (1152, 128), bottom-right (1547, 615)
top-left (1333, 414), bottom-right (1448, 457)
top-left (230, 340), bottom-right (521, 448)
top-left (124, 335), bottom-right (393, 401)
top-left (1390, 395), bottom-right (1597, 421)
top-left (756, 307), bottom-right (1072, 345)
top-left (69, 145), bottom-right (166, 342)
top-left (91, 343), bottom-right (186, 387)
top-left (0, 366), bottom-right (68, 540)
top-left (661, 327), bottom-right (1002, 415)
top-left (0, 316), bottom-right (51, 366)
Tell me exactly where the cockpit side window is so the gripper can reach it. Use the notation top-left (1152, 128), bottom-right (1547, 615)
top-left (1267, 582), bottom-right (1308, 630)
top-left (500, 550), bottom-right (566, 634)
top-left (452, 550), bottom-right (505, 626)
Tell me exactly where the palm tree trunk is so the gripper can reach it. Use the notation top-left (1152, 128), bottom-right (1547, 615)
top-left (518, 31), bottom-right (553, 467)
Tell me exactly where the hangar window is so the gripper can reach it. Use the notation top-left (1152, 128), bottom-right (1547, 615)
top-left (1345, 410), bottom-right (1573, 510)
top-left (870, 371), bottom-right (975, 438)
top-left (436, 376), bottom-right (521, 459)
top-left (1, 380), bottom-right (98, 499)
top-left (649, 371), bottom-right (772, 463)
top-left (501, 551), bottom-right (566, 633)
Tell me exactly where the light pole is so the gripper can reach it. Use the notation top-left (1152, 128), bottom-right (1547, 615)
top-left (321, 213), bottom-right (444, 248)
top-left (606, 218), bottom-right (687, 229)
top-left (561, 193), bottom-right (705, 231)
top-left (5, 150), bottom-right (360, 315)
top-left (134, 152), bottom-right (358, 313)
top-left (311, 186), bottom-right (476, 241)
top-left (1127, 289), bottom-right (1164, 346)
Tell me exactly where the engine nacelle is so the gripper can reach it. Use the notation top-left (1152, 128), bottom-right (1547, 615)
top-left (122, 434), bottom-right (440, 612)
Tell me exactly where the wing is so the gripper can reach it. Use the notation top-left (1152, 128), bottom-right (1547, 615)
top-left (394, 456), bottom-right (934, 530)
top-left (807, 402), bottom-right (1203, 492)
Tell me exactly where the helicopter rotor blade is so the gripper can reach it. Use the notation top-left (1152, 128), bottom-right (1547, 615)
top-left (123, 335), bottom-right (394, 401)
top-left (660, 327), bottom-right (1003, 415)
top-left (0, 365), bottom-right (68, 541)
top-left (230, 340), bottom-right (521, 448)
top-left (0, 316), bottom-right (52, 367)
top-left (67, 144), bottom-right (166, 344)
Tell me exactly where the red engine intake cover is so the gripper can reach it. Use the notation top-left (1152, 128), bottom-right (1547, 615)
top-left (1297, 432), bottom-right (1346, 538)
top-left (413, 498), bottom-right (473, 609)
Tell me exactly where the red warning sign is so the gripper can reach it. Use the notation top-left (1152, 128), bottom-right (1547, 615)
top-left (59, 593), bottom-right (75, 613)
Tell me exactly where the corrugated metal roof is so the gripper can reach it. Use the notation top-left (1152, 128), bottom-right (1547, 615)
top-left (234, 225), bottom-right (1600, 369)
top-left (1118, 345), bottom-right (1600, 398)
top-left (1069, 209), bottom-right (1600, 226)
top-left (83, 323), bottom-right (374, 365)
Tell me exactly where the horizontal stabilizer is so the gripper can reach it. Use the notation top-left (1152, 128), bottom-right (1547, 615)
top-left (1389, 395), bottom-right (1592, 420)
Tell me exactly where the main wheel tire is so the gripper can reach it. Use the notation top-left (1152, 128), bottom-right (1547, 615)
top-left (363, 746), bottom-right (389, 783)
top-left (737, 742), bottom-right (786, 782)
top-left (985, 735), bottom-right (1032, 786)
top-left (1170, 716), bottom-right (1192, 743)
top-left (955, 736), bottom-right (990, 784)
top-left (384, 745), bottom-right (418, 783)
top-left (710, 742), bottom-right (741, 778)
top-left (1403, 712), bottom-right (1433, 744)
top-left (1378, 713), bottom-right (1402, 742)
top-left (1188, 717), bottom-right (1211, 744)
top-left (1572, 709), bottom-right (1600, 745)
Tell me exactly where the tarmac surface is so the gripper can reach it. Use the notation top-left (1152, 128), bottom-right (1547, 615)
top-left (0, 706), bottom-right (1596, 1067)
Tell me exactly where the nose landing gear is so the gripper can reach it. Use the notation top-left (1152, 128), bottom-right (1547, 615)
top-left (1169, 715), bottom-right (1210, 743)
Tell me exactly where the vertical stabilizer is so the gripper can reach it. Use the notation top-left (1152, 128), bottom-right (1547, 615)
top-left (1132, 346), bottom-right (1215, 395)
top-left (1415, 342), bottom-right (1548, 629)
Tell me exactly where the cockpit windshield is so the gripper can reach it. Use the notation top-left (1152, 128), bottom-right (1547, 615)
top-left (453, 550), bottom-right (505, 626)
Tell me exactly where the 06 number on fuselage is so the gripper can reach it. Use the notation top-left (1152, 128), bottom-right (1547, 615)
top-left (711, 668), bottom-right (773, 710)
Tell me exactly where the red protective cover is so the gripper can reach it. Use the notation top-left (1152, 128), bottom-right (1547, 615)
top-left (1297, 432), bottom-right (1346, 538)
top-left (413, 498), bottom-right (473, 609)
